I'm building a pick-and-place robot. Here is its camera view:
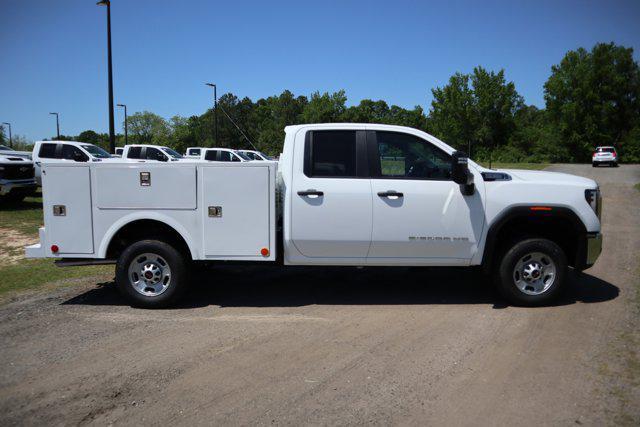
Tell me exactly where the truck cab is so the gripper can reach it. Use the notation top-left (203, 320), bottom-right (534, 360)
top-left (26, 123), bottom-right (602, 308)
top-left (122, 145), bottom-right (185, 162)
top-left (31, 140), bottom-right (114, 185)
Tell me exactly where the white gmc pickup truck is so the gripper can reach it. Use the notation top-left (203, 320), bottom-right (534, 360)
top-left (25, 124), bottom-right (603, 308)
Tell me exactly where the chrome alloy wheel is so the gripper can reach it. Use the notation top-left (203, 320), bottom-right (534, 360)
top-left (127, 253), bottom-right (172, 297)
top-left (512, 252), bottom-right (557, 296)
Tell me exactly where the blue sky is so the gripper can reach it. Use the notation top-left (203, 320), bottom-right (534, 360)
top-left (1, 0), bottom-right (639, 142)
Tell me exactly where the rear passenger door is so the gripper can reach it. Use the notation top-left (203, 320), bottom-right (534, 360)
top-left (290, 130), bottom-right (373, 259)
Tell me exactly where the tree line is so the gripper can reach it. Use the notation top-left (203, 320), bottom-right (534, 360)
top-left (2, 42), bottom-right (639, 163)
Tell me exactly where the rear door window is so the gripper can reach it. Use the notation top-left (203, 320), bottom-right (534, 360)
top-left (38, 143), bottom-right (59, 159)
top-left (204, 150), bottom-right (218, 161)
top-left (306, 131), bottom-right (357, 177)
top-left (127, 147), bottom-right (143, 159)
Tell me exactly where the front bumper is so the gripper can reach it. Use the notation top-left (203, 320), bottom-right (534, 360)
top-left (0, 179), bottom-right (38, 196)
top-left (584, 232), bottom-right (603, 268)
top-left (593, 157), bottom-right (617, 163)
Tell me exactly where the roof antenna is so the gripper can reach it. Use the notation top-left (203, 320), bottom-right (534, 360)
top-left (217, 104), bottom-right (258, 151)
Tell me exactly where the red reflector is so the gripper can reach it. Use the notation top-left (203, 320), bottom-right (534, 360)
top-left (260, 248), bottom-right (269, 257)
top-left (530, 206), bottom-right (552, 211)
top-left (51, 245), bottom-right (59, 253)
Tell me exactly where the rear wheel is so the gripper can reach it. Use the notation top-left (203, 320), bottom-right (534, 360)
top-left (494, 238), bottom-right (567, 306)
top-left (592, 162), bottom-right (597, 167)
top-left (116, 240), bottom-right (189, 308)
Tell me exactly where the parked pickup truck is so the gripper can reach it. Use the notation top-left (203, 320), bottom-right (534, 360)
top-left (0, 153), bottom-right (37, 203)
top-left (25, 123), bottom-right (603, 308)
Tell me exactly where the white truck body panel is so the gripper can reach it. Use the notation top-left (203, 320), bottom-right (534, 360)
top-left (28, 161), bottom-right (277, 262)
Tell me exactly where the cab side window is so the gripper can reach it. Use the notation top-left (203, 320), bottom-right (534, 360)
top-left (61, 145), bottom-right (89, 162)
top-left (219, 151), bottom-right (233, 162)
top-left (146, 147), bottom-right (168, 161)
top-left (374, 132), bottom-right (451, 180)
top-left (306, 131), bottom-right (357, 177)
top-left (204, 150), bottom-right (218, 161)
top-left (39, 143), bottom-right (58, 159)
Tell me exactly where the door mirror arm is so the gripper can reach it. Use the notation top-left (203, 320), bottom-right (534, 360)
top-left (451, 151), bottom-right (475, 195)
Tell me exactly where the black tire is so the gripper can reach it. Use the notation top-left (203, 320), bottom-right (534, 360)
top-left (494, 238), bottom-right (567, 306)
top-left (592, 163), bottom-right (597, 167)
top-left (116, 240), bottom-right (189, 308)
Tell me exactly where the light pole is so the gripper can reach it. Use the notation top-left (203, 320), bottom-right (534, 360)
top-left (97, 0), bottom-right (116, 154)
top-left (1, 122), bottom-right (11, 147)
top-left (49, 112), bottom-right (60, 139)
top-left (205, 83), bottom-right (218, 146)
top-left (117, 103), bottom-right (127, 144)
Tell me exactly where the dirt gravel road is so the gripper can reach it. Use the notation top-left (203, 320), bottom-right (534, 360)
top-left (1, 164), bottom-right (639, 426)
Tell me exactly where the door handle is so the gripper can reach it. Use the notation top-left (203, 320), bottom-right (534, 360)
top-left (297, 189), bottom-right (324, 197)
top-left (377, 190), bottom-right (404, 198)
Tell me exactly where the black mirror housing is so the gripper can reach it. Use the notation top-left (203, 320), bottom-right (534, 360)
top-left (451, 151), bottom-right (475, 195)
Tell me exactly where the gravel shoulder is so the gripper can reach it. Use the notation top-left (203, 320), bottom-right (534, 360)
top-left (0, 164), bottom-right (638, 426)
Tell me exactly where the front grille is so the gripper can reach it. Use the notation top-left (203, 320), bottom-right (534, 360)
top-left (1, 164), bottom-right (35, 180)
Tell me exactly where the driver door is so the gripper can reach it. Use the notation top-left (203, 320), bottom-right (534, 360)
top-left (367, 130), bottom-right (484, 263)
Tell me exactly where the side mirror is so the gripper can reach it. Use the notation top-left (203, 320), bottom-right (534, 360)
top-left (451, 151), bottom-right (475, 195)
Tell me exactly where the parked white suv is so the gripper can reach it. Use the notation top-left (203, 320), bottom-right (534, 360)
top-left (200, 148), bottom-right (252, 162)
top-left (32, 140), bottom-right (113, 185)
top-left (592, 146), bottom-right (618, 167)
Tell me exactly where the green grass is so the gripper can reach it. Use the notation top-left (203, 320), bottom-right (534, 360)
top-left (0, 193), bottom-right (44, 236)
top-left (477, 162), bottom-right (549, 170)
top-left (0, 259), bottom-right (113, 300)
top-left (0, 191), bottom-right (113, 301)
top-left (634, 183), bottom-right (640, 192)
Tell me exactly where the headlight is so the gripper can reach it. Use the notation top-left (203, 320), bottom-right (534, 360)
top-left (585, 188), bottom-right (602, 219)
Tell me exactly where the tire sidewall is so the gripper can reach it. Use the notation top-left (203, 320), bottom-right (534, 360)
top-left (116, 240), bottom-right (188, 308)
top-left (496, 238), bottom-right (567, 306)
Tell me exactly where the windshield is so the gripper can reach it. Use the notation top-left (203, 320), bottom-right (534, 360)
top-left (0, 145), bottom-right (13, 151)
top-left (235, 151), bottom-right (252, 161)
top-left (81, 144), bottom-right (111, 159)
top-left (163, 147), bottom-right (183, 159)
top-left (597, 147), bottom-right (615, 153)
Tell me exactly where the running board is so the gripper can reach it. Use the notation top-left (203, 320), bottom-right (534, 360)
top-left (54, 258), bottom-right (116, 267)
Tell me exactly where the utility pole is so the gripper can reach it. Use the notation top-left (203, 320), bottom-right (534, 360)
top-left (49, 112), bottom-right (60, 139)
top-left (117, 103), bottom-right (128, 144)
top-left (97, 0), bottom-right (116, 153)
top-left (205, 83), bottom-right (218, 146)
top-left (1, 122), bottom-right (11, 147)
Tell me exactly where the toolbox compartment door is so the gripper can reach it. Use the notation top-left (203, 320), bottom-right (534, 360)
top-left (42, 165), bottom-right (94, 254)
top-left (201, 165), bottom-right (271, 257)
top-left (94, 164), bottom-right (196, 210)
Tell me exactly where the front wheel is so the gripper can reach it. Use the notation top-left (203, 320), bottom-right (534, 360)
top-left (116, 240), bottom-right (189, 308)
top-left (494, 238), bottom-right (567, 306)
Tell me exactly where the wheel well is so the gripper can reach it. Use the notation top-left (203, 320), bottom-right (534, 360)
top-left (484, 210), bottom-right (586, 270)
top-left (106, 219), bottom-right (192, 260)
